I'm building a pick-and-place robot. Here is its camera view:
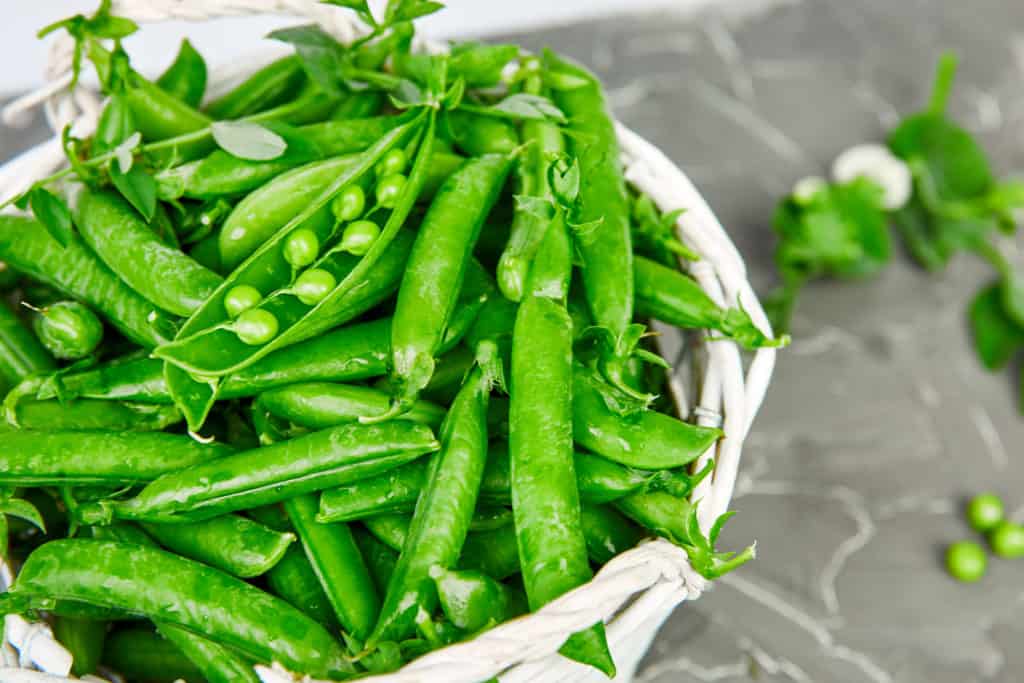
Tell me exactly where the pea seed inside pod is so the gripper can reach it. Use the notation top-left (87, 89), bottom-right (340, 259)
top-left (234, 308), bottom-right (279, 346)
top-left (283, 229), bottom-right (320, 268)
top-left (293, 268), bottom-right (337, 306)
top-left (339, 220), bottom-right (381, 256)
top-left (375, 173), bottom-right (407, 209)
top-left (223, 284), bottom-right (263, 318)
top-left (375, 148), bottom-right (408, 178)
top-left (332, 185), bottom-right (366, 223)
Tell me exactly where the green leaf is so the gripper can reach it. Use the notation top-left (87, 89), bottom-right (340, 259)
top-left (442, 77), bottom-right (466, 110)
top-left (489, 93), bottom-right (566, 123)
top-left (210, 121), bottom-right (288, 161)
top-left (28, 187), bottom-right (74, 247)
top-left (0, 498), bottom-right (46, 534)
top-left (889, 113), bottom-right (993, 202)
top-left (449, 42), bottom-right (519, 87)
top-left (93, 94), bottom-right (136, 157)
top-left (1001, 269), bottom-right (1024, 329)
top-left (388, 79), bottom-right (428, 110)
top-left (548, 156), bottom-right (580, 207)
top-left (110, 165), bottom-right (157, 221)
top-left (112, 132), bottom-right (142, 174)
top-left (156, 38), bottom-right (208, 108)
top-left (321, 0), bottom-right (376, 26)
top-left (267, 24), bottom-right (346, 96)
top-left (385, 0), bottom-right (445, 24)
top-left (969, 283), bottom-right (1024, 371)
top-left (513, 195), bottom-right (552, 222)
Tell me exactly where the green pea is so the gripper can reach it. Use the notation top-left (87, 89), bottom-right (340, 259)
top-left (375, 148), bottom-right (407, 178)
top-left (966, 493), bottom-right (1004, 533)
top-left (338, 220), bottom-right (381, 256)
top-left (375, 173), bottom-right (407, 209)
top-left (283, 228), bottom-right (320, 268)
top-left (33, 301), bottom-right (104, 360)
top-left (946, 540), bottom-right (986, 582)
top-left (990, 521), bottom-right (1024, 559)
top-left (332, 185), bottom-right (366, 223)
top-left (235, 309), bottom-right (279, 346)
top-left (293, 268), bottom-right (337, 306)
top-left (224, 285), bottom-right (263, 319)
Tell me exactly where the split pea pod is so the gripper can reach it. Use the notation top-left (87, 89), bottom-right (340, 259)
top-left (370, 364), bottom-right (493, 644)
top-left (573, 364), bottom-right (722, 469)
top-left (284, 494), bottom-right (379, 641)
top-left (77, 421), bottom-right (439, 523)
top-left (205, 55), bottom-right (306, 119)
top-left (141, 514), bottom-right (295, 578)
top-left (0, 215), bottom-right (175, 348)
top-left (75, 188), bottom-right (223, 317)
top-left (0, 431), bottom-right (230, 487)
top-left (548, 51), bottom-right (634, 338)
top-left (5, 539), bottom-right (352, 679)
top-left (388, 153), bottom-right (513, 411)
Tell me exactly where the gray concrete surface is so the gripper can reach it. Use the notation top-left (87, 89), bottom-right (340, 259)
top-left (4, 0), bottom-right (1024, 680)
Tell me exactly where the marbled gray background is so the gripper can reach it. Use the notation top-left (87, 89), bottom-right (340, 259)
top-left (4, 0), bottom-right (1024, 680)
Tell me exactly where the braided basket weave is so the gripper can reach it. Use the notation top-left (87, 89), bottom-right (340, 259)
top-left (0, 1), bottom-right (778, 681)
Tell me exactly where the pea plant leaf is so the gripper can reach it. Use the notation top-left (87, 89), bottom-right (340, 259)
top-left (37, 0), bottom-right (138, 86)
top-left (211, 121), bottom-right (288, 161)
top-left (93, 94), bottom-right (136, 157)
top-left (631, 193), bottom-right (698, 264)
top-left (474, 93), bottom-right (566, 124)
top-left (267, 24), bottom-right (347, 96)
top-left (110, 165), bottom-right (157, 222)
top-left (681, 505), bottom-right (756, 580)
top-left (320, 0), bottom-right (377, 26)
top-left (548, 156), bottom-right (581, 207)
top-left (385, 0), bottom-right (445, 24)
top-left (0, 496), bottom-right (46, 534)
top-left (969, 283), bottom-right (1024, 371)
top-left (28, 187), bottom-right (74, 247)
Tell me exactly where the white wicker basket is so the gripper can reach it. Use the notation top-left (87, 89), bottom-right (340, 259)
top-left (0, 2), bottom-right (778, 681)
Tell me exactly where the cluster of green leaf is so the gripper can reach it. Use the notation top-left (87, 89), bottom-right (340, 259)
top-left (768, 54), bottom-right (1024, 402)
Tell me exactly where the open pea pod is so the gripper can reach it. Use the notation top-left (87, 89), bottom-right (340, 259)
top-left (158, 111), bottom-right (434, 429)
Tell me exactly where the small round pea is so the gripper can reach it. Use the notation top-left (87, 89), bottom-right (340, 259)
top-left (293, 268), bottom-right (337, 306)
top-left (990, 521), bottom-right (1024, 559)
top-left (234, 309), bottom-right (279, 346)
top-left (946, 541), bottom-right (987, 582)
top-left (283, 228), bottom-right (320, 268)
top-left (966, 493), bottom-right (1004, 533)
top-left (32, 301), bottom-right (104, 360)
top-left (332, 185), bottom-right (366, 223)
top-left (223, 285), bottom-right (262, 319)
top-left (375, 173), bottom-right (407, 209)
top-left (339, 220), bottom-right (381, 256)
top-left (375, 148), bottom-right (408, 178)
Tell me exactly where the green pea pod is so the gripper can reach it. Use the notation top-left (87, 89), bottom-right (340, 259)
top-left (205, 55), bottom-right (306, 119)
top-left (510, 206), bottom-right (614, 676)
top-left (365, 513), bottom-right (521, 580)
top-left (614, 489), bottom-right (695, 547)
top-left (248, 504), bottom-right (339, 630)
top-left (242, 85), bottom-right (341, 126)
top-left (0, 301), bottom-right (55, 385)
top-left (332, 91), bottom-right (385, 119)
top-left (8, 540), bottom-right (352, 678)
top-left (158, 113), bottom-right (428, 378)
top-left (79, 422), bottom-right (440, 523)
top-left (259, 382), bottom-right (446, 430)
top-left (548, 51), bottom-right (634, 339)
top-left (446, 110), bottom-right (520, 156)
top-left (370, 364), bottom-right (493, 644)
top-left (102, 627), bottom-right (206, 683)
top-left (353, 525), bottom-right (399, 595)
top-left (432, 567), bottom-right (516, 633)
top-left (142, 514), bottom-right (295, 578)
top-left (53, 616), bottom-right (106, 677)
top-left (159, 622), bottom-right (260, 683)
top-left (90, 522), bottom-right (262, 682)
top-left (580, 504), bottom-right (646, 564)
top-left (634, 256), bottom-right (780, 349)
top-left (156, 39), bottom-right (207, 108)
top-left (388, 154), bottom-right (513, 411)
top-left (75, 188), bottom-right (223, 316)
top-left (0, 431), bottom-right (230, 486)
top-left (318, 459), bottom-right (431, 523)
top-left (497, 117), bottom-right (564, 301)
top-left (573, 365), bottom-right (721, 469)
top-left (285, 494), bottom-right (379, 640)
top-left (8, 398), bottom-right (181, 432)
top-left (0, 215), bottom-right (176, 348)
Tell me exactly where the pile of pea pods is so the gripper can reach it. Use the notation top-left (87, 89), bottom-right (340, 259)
top-left (0, 4), bottom-right (784, 680)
